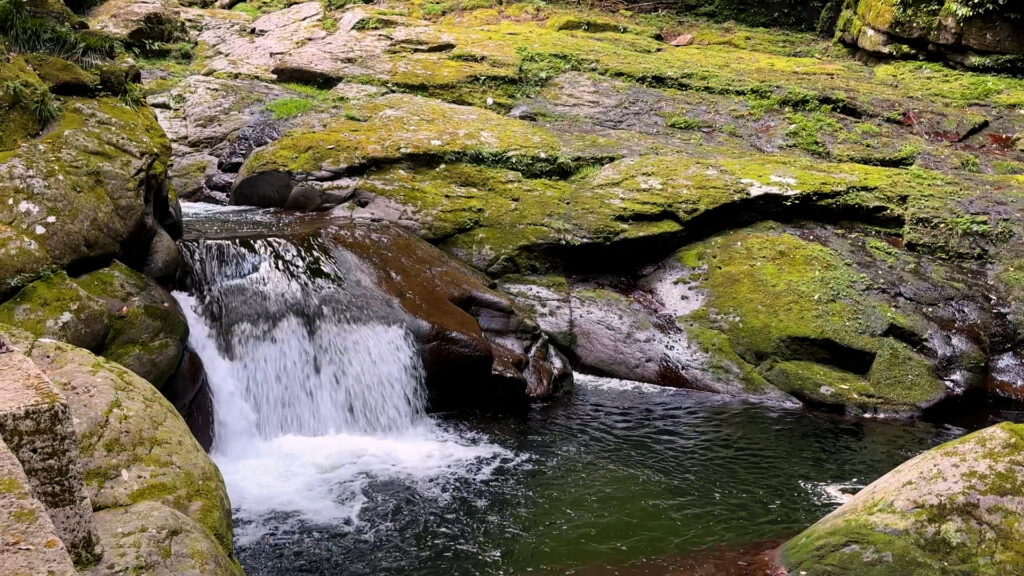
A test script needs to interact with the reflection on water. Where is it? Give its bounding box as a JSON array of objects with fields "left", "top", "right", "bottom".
[{"left": 235, "top": 374, "right": 963, "bottom": 576}]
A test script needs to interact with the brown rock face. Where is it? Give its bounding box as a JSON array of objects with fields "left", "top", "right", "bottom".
[{"left": 330, "top": 223, "right": 572, "bottom": 411}]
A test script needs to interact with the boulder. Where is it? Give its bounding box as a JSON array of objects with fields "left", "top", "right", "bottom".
[
  {"left": 86, "top": 502, "right": 240, "bottom": 576},
  {"left": 29, "top": 340, "right": 237, "bottom": 566},
  {"left": 781, "top": 422, "right": 1024, "bottom": 575},
  {"left": 0, "top": 263, "right": 189, "bottom": 389},
  {"left": 329, "top": 223, "right": 572, "bottom": 408},
  {"left": 0, "top": 97, "right": 175, "bottom": 297}
]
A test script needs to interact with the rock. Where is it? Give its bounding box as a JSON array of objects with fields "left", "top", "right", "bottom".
[
  {"left": 669, "top": 34, "right": 694, "bottom": 47},
  {"left": 0, "top": 436, "right": 76, "bottom": 576},
  {"left": 0, "top": 263, "right": 189, "bottom": 389},
  {"left": 87, "top": 502, "right": 241, "bottom": 576},
  {"left": 144, "top": 227, "right": 181, "bottom": 282},
  {"left": 0, "top": 98, "right": 174, "bottom": 297},
  {"left": 196, "top": 2, "right": 327, "bottom": 79},
  {"left": 329, "top": 223, "right": 572, "bottom": 409},
  {"left": 88, "top": 0, "right": 188, "bottom": 50},
  {"left": 781, "top": 422, "right": 1024, "bottom": 575},
  {"left": 0, "top": 349, "right": 99, "bottom": 565},
  {"left": 30, "top": 340, "right": 236, "bottom": 560},
  {"left": 837, "top": 0, "right": 1024, "bottom": 70},
  {"left": 499, "top": 274, "right": 776, "bottom": 397}
]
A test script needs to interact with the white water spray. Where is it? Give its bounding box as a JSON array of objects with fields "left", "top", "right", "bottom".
[{"left": 174, "top": 232, "right": 515, "bottom": 541}]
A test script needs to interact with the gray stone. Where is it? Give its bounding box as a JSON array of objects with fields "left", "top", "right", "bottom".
[
  {"left": 0, "top": 436, "right": 76, "bottom": 576},
  {"left": 0, "top": 350, "right": 99, "bottom": 565}
]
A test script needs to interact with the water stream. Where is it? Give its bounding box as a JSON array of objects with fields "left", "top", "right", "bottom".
[{"left": 174, "top": 204, "right": 964, "bottom": 576}]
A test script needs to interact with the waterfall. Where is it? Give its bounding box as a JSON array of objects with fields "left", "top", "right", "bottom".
[{"left": 174, "top": 229, "right": 513, "bottom": 537}]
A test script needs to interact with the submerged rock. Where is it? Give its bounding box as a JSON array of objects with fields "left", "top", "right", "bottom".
[{"left": 780, "top": 422, "right": 1024, "bottom": 575}]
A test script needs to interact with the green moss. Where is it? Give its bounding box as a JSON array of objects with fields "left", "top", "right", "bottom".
[
  {"left": 11, "top": 506, "right": 38, "bottom": 524},
  {"left": 266, "top": 96, "right": 314, "bottom": 119},
  {"left": 0, "top": 476, "right": 22, "bottom": 495},
  {"left": 678, "top": 226, "right": 942, "bottom": 412},
  {"left": 784, "top": 110, "right": 841, "bottom": 156},
  {"left": 664, "top": 114, "right": 706, "bottom": 131}
]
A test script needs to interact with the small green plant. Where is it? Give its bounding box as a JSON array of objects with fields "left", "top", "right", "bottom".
[
  {"left": 29, "top": 88, "right": 61, "bottom": 122},
  {"left": 959, "top": 153, "right": 981, "bottom": 173},
  {"left": 993, "top": 160, "right": 1024, "bottom": 175},
  {"left": 231, "top": 2, "right": 260, "bottom": 17},
  {"left": 784, "top": 110, "right": 840, "bottom": 157},
  {"left": 119, "top": 82, "right": 146, "bottom": 109},
  {"left": 516, "top": 48, "right": 581, "bottom": 95},
  {"left": 266, "top": 97, "right": 314, "bottom": 119},
  {"left": 946, "top": 214, "right": 992, "bottom": 236},
  {"left": 322, "top": 17, "right": 338, "bottom": 31},
  {"left": 665, "top": 114, "right": 705, "bottom": 131}
]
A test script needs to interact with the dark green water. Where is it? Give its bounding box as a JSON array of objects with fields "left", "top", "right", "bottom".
[{"left": 235, "top": 374, "right": 961, "bottom": 576}]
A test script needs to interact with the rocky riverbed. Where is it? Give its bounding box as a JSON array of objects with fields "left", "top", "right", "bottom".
[{"left": 1, "top": 0, "right": 1023, "bottom": 574}]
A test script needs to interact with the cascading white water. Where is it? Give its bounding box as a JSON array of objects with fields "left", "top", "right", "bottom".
[{"left": 174, "top": 229, "right": 514, "bottom": 539}]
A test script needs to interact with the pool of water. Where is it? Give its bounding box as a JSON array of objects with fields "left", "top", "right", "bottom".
[{"left": 233, "top": 374, "right": 962, "bottom": 576}]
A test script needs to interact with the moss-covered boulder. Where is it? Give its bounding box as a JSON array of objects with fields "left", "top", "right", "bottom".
[
  {"left": 837, "top": 0, "right": 1024, "bottom": 70},
  {"left": 87, "top": 501, "right": 242, "bottom": 576},
  {"left": 780, "top": 422, "right": 1024, "bottom": 575},
  {"left": 0, "top": 57, "right": 55, "bottom": 152},
  {"left": 231, "top": 93, "right": 569, "bottom": 208},
  {"left": 0, "top": 263, "right": 188, "bottom": 388},
  {"left": 22, "top": 54, "right": 100, "bottom": 97},
  {"left": 675, "top": 225, "right": 947, "bottom": 415},
  {"left": 28, "top": 340, "right": 238, "bottom": 571},
  {"left": 0, "top": 97, "right": 176, "bottom": 296}
]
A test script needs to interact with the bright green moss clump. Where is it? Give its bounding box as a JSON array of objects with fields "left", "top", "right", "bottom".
[{"left": 677, "top": 225, "right": 945, "bottom": 413}]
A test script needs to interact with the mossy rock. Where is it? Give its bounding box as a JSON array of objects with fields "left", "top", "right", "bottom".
[
  {"left": 22, "top": 54, "right": 100, "bottom": 96},
  {"left": 0, "top": 263, "right": 188, "bottom": 388},
  {"left": 0, "top": 97, "right": 171, "bottom": 296},
  {"left": 781, "top": 422, "right": 1024, "bottom": 575},
  {"left": 0, "top": 56, "right": 52, "bottom": 152},
  {"left": 89, "top": 501, "right": 243, "bottom": 576},
  {"left": 30, "top": 340, "right": 235, "bottom": 559},
  {"left": 676, "top": 225, "right": 946, "bottom": 414}
]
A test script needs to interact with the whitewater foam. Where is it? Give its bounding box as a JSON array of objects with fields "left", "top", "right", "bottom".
[{"left": 173, "top": 237, "right": 518, "bottom": 539}]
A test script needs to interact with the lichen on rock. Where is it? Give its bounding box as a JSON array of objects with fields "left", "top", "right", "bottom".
[{"left": 781, "top": 422, "right": 1024, "bottom": 575}]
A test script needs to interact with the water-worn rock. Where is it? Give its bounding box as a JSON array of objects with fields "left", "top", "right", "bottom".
[
  {"left": 0, "top": 263, "right": 189, "bottom": 389},
  {"left": 781, "top": 422, "right": 1024, "bottom": 575},
  {"left": 0, "top": 97, "right": 177, "bottom": 297},
  {"left": 0, "top": 436, "right": 76, "bottom": 576},
  {"left": 330, "top": 223, "right": 573, "bottom": 409},
  {"left": 29, "top": 340, "right": 238, "bottom": 568}
]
